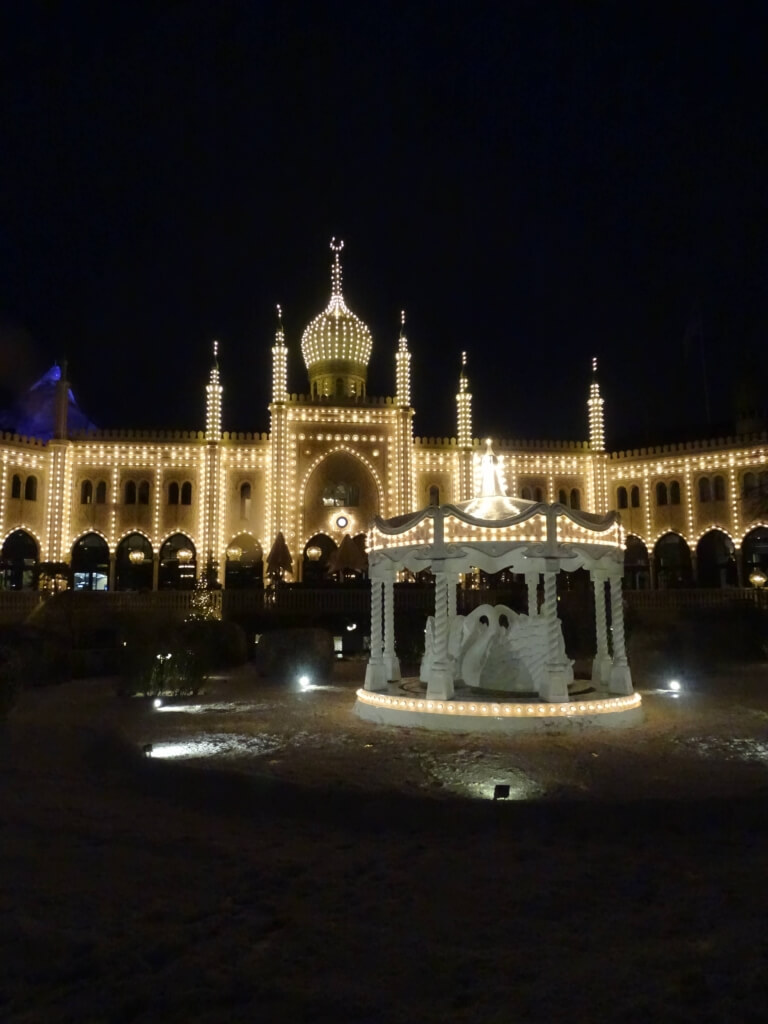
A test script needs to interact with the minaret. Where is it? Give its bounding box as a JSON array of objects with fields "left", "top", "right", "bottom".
[
  {"left": 268, "top": 306, "right": 291, "bottom": 553},
  {"left": 456, "top": 351, "right": 473, "bottom": 501},
  {"left": 205, "top": 341, "right": 223, "bottom": 442},
  {"left": 47, "top": 360, "right": 72, "bottom": 564},
  {"left": 588, "top": 357, "right": 609, "bottom": 513},
  {"left": 587, "top": 356, "right": 605, "bottom": 452},
  {"left": 393, "top": 311, "right": 414, "bottom": 514},
  {"left": 202, "top": 341, "right": 223, "bottom": 584}
]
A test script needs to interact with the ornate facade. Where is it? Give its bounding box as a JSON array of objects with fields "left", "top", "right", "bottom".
[{"left": 1, "top": 241, "right": 767, "bottom": 591}]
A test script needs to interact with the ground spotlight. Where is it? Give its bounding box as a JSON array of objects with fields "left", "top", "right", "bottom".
[
  {"left": 668, "top": 679, "right": 682, "bottom": 692},
  {"left": 153, "top": 697, "right": 163, "bottom": 708},
  {"left": 298, "top": 674, "right": 311, "bottom": 690}
]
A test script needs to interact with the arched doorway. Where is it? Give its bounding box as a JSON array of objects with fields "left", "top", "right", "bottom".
[
  {"left": 0, "top": 529, "right": 38, "bottom": 590},
  {"left": 71, "top": 533, "right": 110, "bottom": 591},
  {"left": 624, "top": 535, "right": 650, "bottom": 590},
  {"left": 742, "top": 526, "right": 768, "bottom": 583},
  {"left": 302, "top": 450, "right": 379, "bottom": 578},
  {"left": 696, "top": 530, "right": 738, "bottom": 588},
  {"left": 224, "top": 534, "right": 263, "bottom": 588},
  {"left": 303, "top": 533, "right": 337, "bottom": 584},
  {"left": 115, "top": 533, "right": 153, "bottom": 591},
  {"left": 159, "top": 533, "right": 196, "bottom": 589},
  {"left": 654, "top": 532, "right": 693, "bottom": 589}
]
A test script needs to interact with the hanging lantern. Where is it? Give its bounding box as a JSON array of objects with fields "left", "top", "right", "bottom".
[
  {"left": 226, "top": 545, "right": 243, "bottom": 562},
  {"left": 177, "top": 548, "right": 194, "bottom": 564},
  {"left": 306, "top": 545, "right": 323, "bottom": 562},
  {"left": 128, "top": 549, "right": 145, "bottom": 565},
  {"left": 749, "top": 567, "right": 767, "bottom": 589}
]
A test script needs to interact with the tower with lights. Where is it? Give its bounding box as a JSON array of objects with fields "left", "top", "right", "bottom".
[
  {"left": 393, "top": 312, "right": 414, "bottom": 515},
  {"left": 456, "top": 352, "right": 473, "bottom": 501},
  {"left": 588, "top": 357, "right": 609, "bottom": 513}
]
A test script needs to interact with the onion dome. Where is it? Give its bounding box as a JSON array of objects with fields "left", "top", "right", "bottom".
[{"left": 301, "top": 239, "right": 373, "bottom": 399}]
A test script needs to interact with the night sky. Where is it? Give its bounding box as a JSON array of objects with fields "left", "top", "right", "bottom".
[{"left": 1, "top": 2, "right": 766, "bottom": 448}]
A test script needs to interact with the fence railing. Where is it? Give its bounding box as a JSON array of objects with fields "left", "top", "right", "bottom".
[{"left": 0, "top": 583, "right": 764, "bottom": 628}]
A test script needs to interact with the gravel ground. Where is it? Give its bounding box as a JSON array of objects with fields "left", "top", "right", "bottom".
[{"left": 1, "top": 661, "right": 767, "bottom": 1022}]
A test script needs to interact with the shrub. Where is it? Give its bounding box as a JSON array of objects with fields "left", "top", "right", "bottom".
[
  {"left": 115, "top": 616, "right": 248, "bottom": 696},
  {"left": 254, "top": 628, "right": 334, "bottom": 683}
]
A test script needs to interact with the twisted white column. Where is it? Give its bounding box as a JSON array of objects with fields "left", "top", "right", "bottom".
[
  {"left": 544, "top": 572, "right": 559, "bottom": 660},
  {"left": 427, "top": 570, "right": 454, "bottom": 699},
  {"left": 525, "top": 571, "right": 539, "bottom": 616},
  {"left": 609, "top": 576, "right": 627, "bottom": 662},
  {"left": 608, "top": 574, "right": 633, "bottom": 695},
  {"left": 383, "top": 574, "right": 400, "bottom": 682},
  {"left": 591, "top": 572, "right": 612, "bottom": 689},
  {"left": 364, "top": 578, "right": 387, "bottom": 691},
  {"left": 541, "top": 567, "right": 569, "bottom": 702}
]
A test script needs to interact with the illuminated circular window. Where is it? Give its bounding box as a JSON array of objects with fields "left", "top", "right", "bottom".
[{"left": 335, "top": 515, "right": 349, "bottom": 529}]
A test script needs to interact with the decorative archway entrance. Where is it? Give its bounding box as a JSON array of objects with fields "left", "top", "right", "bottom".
[
  {"left": 623, "top": 535, "right": 650, "bottom": 590},
  {"left": 742, "top": 526, "right": 768, "bottom": 583},
  {"left": 696, "top": 530, "right": 738, "bottom": 588},
  {"left": 115, "top": 533, "right": 153, "bottom": 591},
  {"left": 71, "top": 532, "right": 109, "bottom": 591},
  {"left": 654, "top": 533, "right": 693, "bottom": 588},
  {"left": 0, "top": 530, "right": 38, "bottom": 590},
  {"left": 224, "top": 534, "right": 263, "bottom": 588},
  {"left": 159, "top": 533, "right": 196, "bottom": 589},
  {"left": 302, "top": 533, "right": 337, "bottom": 585}
]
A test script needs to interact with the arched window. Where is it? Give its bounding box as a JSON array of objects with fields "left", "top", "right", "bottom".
[
  {"left": 168, "top": 481, "right": 180, "bottom": 505},
  {"left": 181, "top": 481, "right": 192, "bottom": 505},
  {"left": 322, "top": 483, "right": 360, "bottom": 507},
  {"left": 743, "top": 472, "right": 757, "bottom": 497},
  {"left": 713, "top": 475, "right": 726, "bottom": 501},
  {"left": 617, "top": 486, "right": 628, "bottom": 509},
  {"left": 698, "top": 477, "right": 711, "bottom": 503},
  {"left": 558, "top": 488, "right": 568, "bottom": 505},
  {"left": 240, "top": 481, "right": 252, "bottom": 519},
  {"left": 335, "top": 378, "right": 344, "bottom": 397},
  {"left": 630, "top": 485, "right": 640, "bottom": 508},
  {"left": 428, "top": 485, "right": 440, "bottom": 507},
  {"left": 11, "top": 474, "right": 21, "bottom": 499},
  {"left": 95, "top": 480, "right": 107, "bottom": 504},
  {"left": 124, "top": 480, "right": 137, "bottom": 504},
  {"left": 521, "top": 486, "right": 532, "bottom": 500},
  {"left": 138, "top": 480, "right": 150, "bottom": 505},
  {"left": 570, "top": 488, "right": 581, "bottom": 510},
  {"left": 24, "top": 476, "right": 37, "bottom": 501},
  {"left": 534, "top": 487, "right": 545, "bottom": 503},
  {"left": 656, "top": 482, "right": 668, "bottom": 506},
  {"left": 80, "top": 480, "right": 93, "bottom": 504},
  {"left": 670, "top": 480, "right": 681, "bottom": 505}
]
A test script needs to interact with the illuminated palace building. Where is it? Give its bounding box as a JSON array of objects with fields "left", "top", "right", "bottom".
[{"left": 1, "top": 240, "right": 767, "bottom": 593}]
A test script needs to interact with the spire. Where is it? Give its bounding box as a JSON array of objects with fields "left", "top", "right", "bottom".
[
  {"left": 275, "top": 303, "right": 285, "bottom": 345},
  {"left": 588, "top": 355, "right": 605, "bottom": 451},
  {"left": 330, "top": 237, "right": 344, "bottom": 300},
  {"left": 457, "top": 350, "right": 472, "bottom": 450},
  {"left": 272, "top": 304, "right": 288, "bottom": 403},
  {"left": 395, "top": 309, "right": 411, "bottom": 407},
  {"left": 206, "top": 339, "right": 222, "bottom": 442}
]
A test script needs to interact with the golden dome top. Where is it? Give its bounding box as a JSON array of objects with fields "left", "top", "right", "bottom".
[{"left": 301, "top": 240, "right": 373, "bottom": 373}]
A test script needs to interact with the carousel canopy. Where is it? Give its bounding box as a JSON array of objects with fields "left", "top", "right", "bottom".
[{"left": 369, "top": 440, "right": 624, "bottom": 578}]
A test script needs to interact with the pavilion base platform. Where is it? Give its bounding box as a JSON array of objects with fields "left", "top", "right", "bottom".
[{"left": 354, "top": 679, "right": 643, "bottom": 733}]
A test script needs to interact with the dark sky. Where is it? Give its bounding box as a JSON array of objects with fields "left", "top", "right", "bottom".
[{"left": 1, "top": 1, "right": 766, "bottom": 447}]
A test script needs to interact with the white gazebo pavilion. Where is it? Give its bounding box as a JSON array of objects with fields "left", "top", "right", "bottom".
[{"left": 356, "top": 442, "right": 641, "bottom": 731}]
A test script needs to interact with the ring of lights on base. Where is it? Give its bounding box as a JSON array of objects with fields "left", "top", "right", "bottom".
[{"left": 356, "top": 688, "right": 641, "bottom": 718}]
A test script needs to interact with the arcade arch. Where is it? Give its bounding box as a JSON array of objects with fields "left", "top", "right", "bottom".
[{"left": 654, "top": 532, "right": 693, "bottom": 588}]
